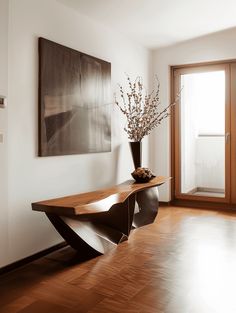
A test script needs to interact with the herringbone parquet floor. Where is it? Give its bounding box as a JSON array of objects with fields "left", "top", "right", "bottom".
[{"left": 1, "top": 206, "right": 236, "bottom": 313}]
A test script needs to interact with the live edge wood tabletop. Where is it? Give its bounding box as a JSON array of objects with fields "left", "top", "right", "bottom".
[
  {"left": 31, "top": 176, "right": 170, "bottom": 255},
  {"left": 32, "top": 176, "right": 169, "bottom": 216}
]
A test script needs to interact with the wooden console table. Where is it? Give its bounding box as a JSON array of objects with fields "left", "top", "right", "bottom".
[{"left": 32, "top": 176, "right": 168, "bottom": 256}]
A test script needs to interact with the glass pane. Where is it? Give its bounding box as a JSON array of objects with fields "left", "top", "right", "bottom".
[{"left": 180, "top": 70, "right": 225, "bottom": 197}]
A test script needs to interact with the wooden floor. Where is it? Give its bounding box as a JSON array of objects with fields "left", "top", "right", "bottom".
[{"left": 1, "top": 206, "right": 236, "bottom": 313}]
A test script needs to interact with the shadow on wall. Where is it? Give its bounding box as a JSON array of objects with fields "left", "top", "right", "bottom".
[
  {"left": 88, "top": 145, "right": 121, "bottom": 189},
  {"left": 148, "top": 134, "right": 155, "bottom": 178}
]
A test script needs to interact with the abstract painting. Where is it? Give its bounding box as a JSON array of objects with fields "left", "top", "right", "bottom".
[{"left": 38, "top": 38, "right": 111, "bottom": 156}]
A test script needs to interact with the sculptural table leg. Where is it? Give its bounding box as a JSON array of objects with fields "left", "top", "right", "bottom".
[
  {"left": 46, "top": 212, "right": 101, "bottom": 258},
  {"left": 45, "top": 195, "right": 136, "bottom": 255},
  {"left": 133, "top": 187, "right": 159, "bottom": 228},
  {"left": 45, "top": 186, "right": 159, "bottom": 257}
]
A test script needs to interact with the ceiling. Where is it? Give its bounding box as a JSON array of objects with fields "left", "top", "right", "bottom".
[{"left": 58, "top": 0, "right": 236, "bottom": 49}]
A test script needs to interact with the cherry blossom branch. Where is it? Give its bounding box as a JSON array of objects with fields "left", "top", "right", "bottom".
[{"left": 115, "top": 75, "right": 181, "bottom": 141}]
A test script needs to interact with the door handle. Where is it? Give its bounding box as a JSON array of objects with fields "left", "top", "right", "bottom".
[{"left": 225, "top": 132, "right": 230, "bottom": 144}]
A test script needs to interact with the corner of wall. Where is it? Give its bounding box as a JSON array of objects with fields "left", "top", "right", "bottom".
[{"left": 0, "top": 0, "right": 9, "bottom": 267}]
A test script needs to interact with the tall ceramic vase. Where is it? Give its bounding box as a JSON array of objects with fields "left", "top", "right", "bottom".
[{"left": 129, "top": 141, "right": 142, "bottom": 169}]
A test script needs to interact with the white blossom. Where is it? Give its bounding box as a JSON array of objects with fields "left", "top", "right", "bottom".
[{"left": 115, "top": 75, "right": 181, "bottom": 142}]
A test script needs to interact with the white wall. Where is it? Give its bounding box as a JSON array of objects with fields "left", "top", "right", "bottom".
[
  {"left": 1, "top": 0, "right": 151, "bottom": 267},
  {"left": 0, "top": 0, "right": 9, "bottom": 267},
  {"left": 151, "top": 27, "right": 236, "bottom": 201}
]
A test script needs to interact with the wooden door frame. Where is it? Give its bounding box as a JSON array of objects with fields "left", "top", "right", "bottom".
[{"left": 170, "top": 61, "right": 232, "bottom": 205}]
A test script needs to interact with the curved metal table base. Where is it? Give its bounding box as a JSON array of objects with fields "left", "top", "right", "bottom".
[
  {"left": 32, "top": 177, "right": 168, "bottom": 256},
  {"left": 133, "top": 187, "right": 159, "bottom": 228},
  {"left": 45, "top": 187, "right": 159, "bottom": 255}
]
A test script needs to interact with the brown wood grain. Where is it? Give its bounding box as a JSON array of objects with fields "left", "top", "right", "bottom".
[
  {"left": 32, "top": 176, "right": 169, "bottom": 216},
  {"left": 2, "top": 206, "right": 236, "bottom": 313},
  {"left": 230, "top": 63, "right": 236, "bottom": 204}
]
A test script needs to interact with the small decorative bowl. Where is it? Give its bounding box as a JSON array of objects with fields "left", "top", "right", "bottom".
[{"left": 131, "top": 167, "right": 156, "bottom": 183}]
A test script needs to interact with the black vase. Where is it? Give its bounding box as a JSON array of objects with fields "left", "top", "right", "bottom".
[{"left": 129, "top": 141, "right": 142, "bottom": 169}]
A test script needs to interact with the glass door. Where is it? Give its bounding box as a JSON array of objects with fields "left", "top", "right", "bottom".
[{"left": 173, "top": 64, "right": 230, "bottom": 202}]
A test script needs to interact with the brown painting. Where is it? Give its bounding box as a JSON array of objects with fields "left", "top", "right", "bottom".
[{"left": 38, "top": 38, "right": 111, "bottom": 156}]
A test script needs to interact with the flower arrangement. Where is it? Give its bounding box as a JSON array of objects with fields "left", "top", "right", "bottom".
[{"left": 115, "top": 75, "right": 180, "bottom": 142}]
